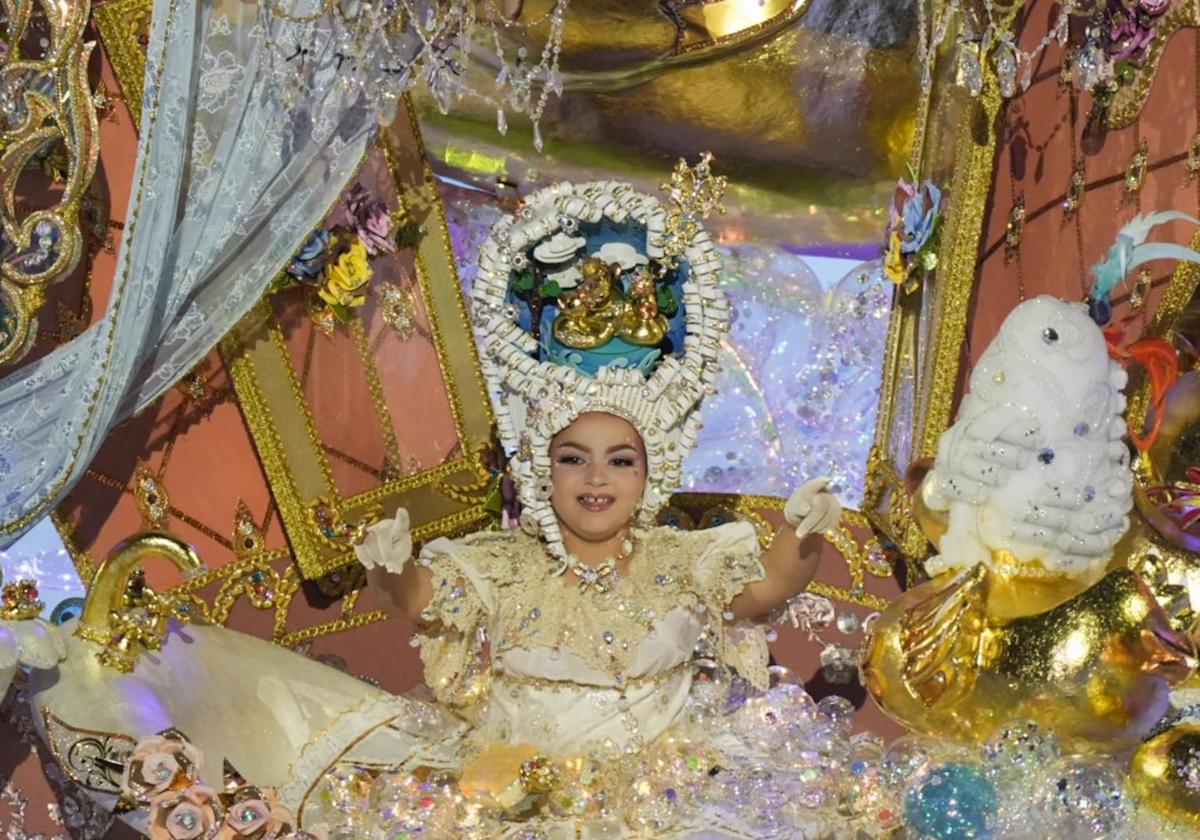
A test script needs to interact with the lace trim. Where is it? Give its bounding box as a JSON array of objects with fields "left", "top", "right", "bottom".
[
  {"left": 691, "top": 523, "right": 770, "bottom": 689},
  {"left": 492, "top": 662, "right": 688, "bottom": 693},
  {"left": 281, "top": 693, "right": 414, "bottom": 812}
]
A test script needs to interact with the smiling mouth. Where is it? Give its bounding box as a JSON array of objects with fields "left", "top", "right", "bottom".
[{"left": 578, "top": 494, "right": 615, "bottom": 512}]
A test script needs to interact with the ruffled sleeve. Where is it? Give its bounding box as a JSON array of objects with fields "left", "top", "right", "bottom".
[
  {"left": 413, "top": 535, "right": 503, "bottom": 710},
  {"left": 689, "top": 520, "right": 770, "bottom": 690}
]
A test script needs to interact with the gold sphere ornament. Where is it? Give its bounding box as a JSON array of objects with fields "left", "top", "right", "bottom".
[
  {"left": 1128, "top": 721, "right": 1200, "bottom": 828},
  {"left": 861, "top": 563, "right": 1197, "bottom": 751}
]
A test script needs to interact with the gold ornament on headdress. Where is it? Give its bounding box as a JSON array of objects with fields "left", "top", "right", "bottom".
[
  {"left": 552, "top": 257, "right": 626, "bottom": 350},
  {"left": 619, "top": 266, "right": 669, "bottom": 347},
  {"left": 659, "top": 152, "right": 728, "bottom": 270}
]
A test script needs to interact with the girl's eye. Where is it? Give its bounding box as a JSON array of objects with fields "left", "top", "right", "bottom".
[
  {"left": 555, "top": 455, "right": 583, "bottom": 465},
  {"left": 611, "top": 457, "right": 635, "bottom": 467}
]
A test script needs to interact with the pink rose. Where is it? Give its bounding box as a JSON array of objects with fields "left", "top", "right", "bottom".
[
  {"left": 1139, "top": 0, "right": 1170, "bottom": 16},
  {"left": 121, "top": 734, "right": 203, "bottom": 801},
  {"left": 217, "top": 787, "right": 295, "bottom": 839},
  {"left": 148, "top": 785, "right": 219, "bottom": 840}
]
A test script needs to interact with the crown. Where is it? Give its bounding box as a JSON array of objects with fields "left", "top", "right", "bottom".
[
  {"left": 1, "top": 576, "right": 44, "bottom": 621},
  {"left": 471, "top": 157, "right": 729, "bottom": 557}
]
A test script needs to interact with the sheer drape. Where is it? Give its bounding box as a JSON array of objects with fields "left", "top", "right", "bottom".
[{"left": 0, "top": 0, "right": 385, "bottom": 544}]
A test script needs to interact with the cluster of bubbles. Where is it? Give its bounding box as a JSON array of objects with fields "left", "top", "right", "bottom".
[
  {"left": 892, "top": 720, "right": 1137, "bottom": 840},
  {"left": 309, "top": 682, "right": 1200, "bottom": 840},
  {"left": 310, "top": 677, "right": 902, "bottom": 838},
  {"left": 680, "top": 248, "right": 891, "bottom": 507}
]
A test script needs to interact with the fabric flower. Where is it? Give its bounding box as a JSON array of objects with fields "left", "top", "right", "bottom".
[
  {"left": 121, "top": 734, "right": 203, "bottom": 802},
  {"left": 218, "top": 787, "right": 295, "bottom": 839},
  {"left": 148, "top": 785, "right": 220, "bottom": 840},
  {"left": 319, "top": 240, "right": 373, "bottom": 308},
  {"left": 883, "top": 231, "right": 907, "bottom": 286},
  {"left": 1138, "top": 0, "right": 1170, "bottom": 16},
  {"left": 336, "top": 185, "right": 395, "bottom": 257},
  {"left": 287, "top": 229, "right": 333, "bottom": 281},
  {"left": 1105, "top": 0, "right": 1158, "bottom": 60},
  {"left": 898, "top": 180, "right": 941, "bottom": 255}
]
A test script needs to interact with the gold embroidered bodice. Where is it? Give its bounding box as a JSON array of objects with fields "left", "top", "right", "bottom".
[{"left": 411, "top": 522, "right": 768, "bottom": 755}]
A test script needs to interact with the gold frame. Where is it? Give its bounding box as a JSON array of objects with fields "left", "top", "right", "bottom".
[
  {"left": 221, "top": 107, "right": 497, "bottom": 580},
  {"left": 90, "top": 19, "right": 497, "bottom": 580},
  {"left": 864, "top": 4, "right": 1009, "bottom": 558},
  {"left": 93, "top": 0, "right": 153, "bottom": 127}
]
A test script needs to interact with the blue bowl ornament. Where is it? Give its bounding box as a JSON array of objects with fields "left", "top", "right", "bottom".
[
  {"left": 903, "top": 762, "right": 998, "bottom": 840},
  {"left": 509, "top": 217, "right": 687, "bottom": 380}
]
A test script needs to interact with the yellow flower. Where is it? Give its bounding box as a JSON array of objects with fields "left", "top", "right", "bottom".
[
  {"left": 883, "top": 230, "right": 907, "bottom": 286},
  {"left": 319, "top": 240, "right": 372, "bottom": 308}
]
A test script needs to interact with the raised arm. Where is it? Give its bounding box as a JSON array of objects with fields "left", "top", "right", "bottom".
[
  {"left": 355, "top": 508, "right": 434, "bottom": 623},
  {"left": 728, "top": 478, "right": 841, "bottom": 619}
]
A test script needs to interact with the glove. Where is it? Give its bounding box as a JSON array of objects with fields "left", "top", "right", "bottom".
[
  {"left": 784, "top": 478, "right": 842, "bottom": 537},
  {"left": 354, "top": 507, "right": 413, "bottom": 575}
]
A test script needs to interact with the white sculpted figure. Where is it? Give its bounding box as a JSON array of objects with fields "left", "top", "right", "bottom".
[{"left": 925, "top": 295, "right": 1133, "bottom": 580}]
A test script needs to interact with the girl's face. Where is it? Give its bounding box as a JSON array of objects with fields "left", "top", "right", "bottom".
[{"left": 549, "top": 412, "right": 647, "bottom": 549}]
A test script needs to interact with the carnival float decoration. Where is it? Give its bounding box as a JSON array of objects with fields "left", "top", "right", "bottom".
[{"left": 7, "top": 0, "right": 1200, "bottom": 837}]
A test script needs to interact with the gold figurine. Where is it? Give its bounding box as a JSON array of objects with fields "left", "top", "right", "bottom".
[
  {"left": 618, "top": 266, "right": 670, "bottom": 347},
  {"left": 552, "top": 257, "right": 626, "bottom": 350}
]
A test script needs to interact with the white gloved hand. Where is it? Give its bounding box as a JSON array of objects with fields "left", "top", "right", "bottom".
[
  {"left": 354, "top": 507, "right": 413, "bottom": 575},
  {"left": 784, "top": 478, "right": 842, "bottom": 537}
]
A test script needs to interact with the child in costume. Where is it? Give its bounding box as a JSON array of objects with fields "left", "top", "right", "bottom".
[{"left": 328, "top": 177, "right": 854, "bottom": 838}]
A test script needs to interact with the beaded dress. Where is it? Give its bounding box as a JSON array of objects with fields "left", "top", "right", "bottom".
[{"left": 301, "top": 521, "right": 860, "bottom": 839}]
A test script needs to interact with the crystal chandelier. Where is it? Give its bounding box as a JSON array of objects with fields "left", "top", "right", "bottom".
[
  {"left": 915, "top": 0, "right": 1077, "bottom": 98},
  {"left": 260, "top": 0, "right": 570, "bottom": 149}
]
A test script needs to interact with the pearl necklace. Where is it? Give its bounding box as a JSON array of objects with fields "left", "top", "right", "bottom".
[{"left": 562, "top": 534, "right": 636, "bottom": 594}]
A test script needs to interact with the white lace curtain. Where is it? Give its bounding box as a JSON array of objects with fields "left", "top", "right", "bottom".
[{"left": 0, "top": 0, "right": 386, "bottom": 545}]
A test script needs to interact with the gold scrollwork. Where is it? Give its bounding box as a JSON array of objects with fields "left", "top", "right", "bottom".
[
  {"left": 0, "top": 0, "right": 102, "bottom": 364},
  {"left": 93, "top": 0, "right": 153, "bottom": 126},
  {"left": 433, "top": 441, "right": 498, "bottom": 504},
  {"left": 42, "top": 708, "right": 137, "bottom": 795},
  {"left": 308, "top": 496, "right": 380, "bottom": 550}
]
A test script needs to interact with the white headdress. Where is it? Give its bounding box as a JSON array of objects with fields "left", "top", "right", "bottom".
[{"left": 471, "top": 159, "right": 730, "bottom": 558}]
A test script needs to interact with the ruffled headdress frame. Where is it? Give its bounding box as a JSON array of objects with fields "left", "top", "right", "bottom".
[{"left": 470, "top": 158, "right": 730, "bottom": 558}]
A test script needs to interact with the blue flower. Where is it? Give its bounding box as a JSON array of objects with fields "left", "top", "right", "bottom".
[
  {"left": 287, "top": 229, "right": 333, "bottom": 280},
  {"left": 900, "top": 181, "right": 941, "bottom": 255}
]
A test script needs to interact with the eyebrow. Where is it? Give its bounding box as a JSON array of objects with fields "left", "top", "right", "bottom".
[{"left": 553, "top": 441, "right": 640, "bottom": 455}]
